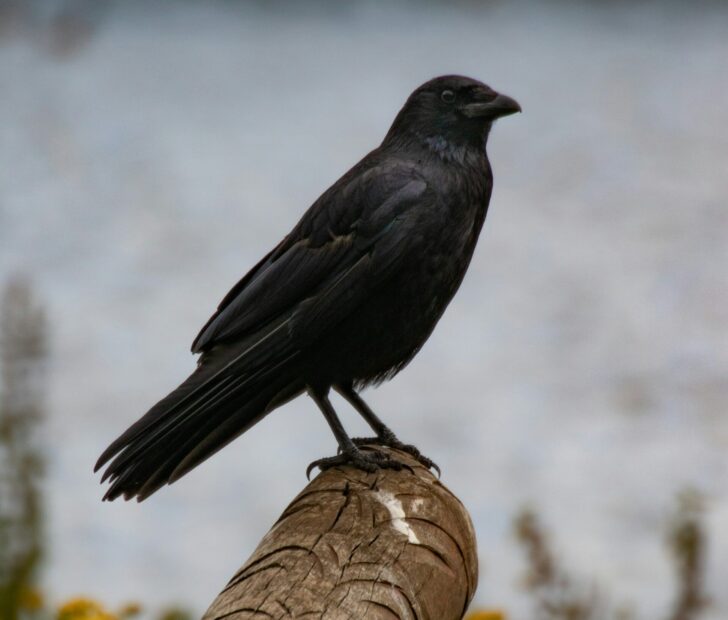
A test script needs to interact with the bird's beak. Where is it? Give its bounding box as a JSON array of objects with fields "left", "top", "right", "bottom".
[{"left": 461, "top": 93, "right": 522, "bottom": 120}]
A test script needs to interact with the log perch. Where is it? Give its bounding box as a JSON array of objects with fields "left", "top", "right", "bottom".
[{"left": 203, "top": 445, "right": 478, "bottom": 620}]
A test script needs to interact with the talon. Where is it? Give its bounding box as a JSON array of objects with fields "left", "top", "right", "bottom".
[
  {"left": 306, "top": 446, "right": 404, "bottom": 479},
  {"left": 418, "top": 454, "right": 440, "bottom": 477},
  {"left": 306, "top": 460, "right": 320, "bottom": 480},
  {"left": 354, "top": 433, "right": 439, "bottom": 476}
]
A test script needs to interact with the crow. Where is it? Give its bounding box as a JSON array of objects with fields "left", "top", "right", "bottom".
[{"left": 95, "top": 75, "right": 520, "bottom": 501}]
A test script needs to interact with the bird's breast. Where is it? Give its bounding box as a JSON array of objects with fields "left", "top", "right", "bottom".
[{"left": 399, "top": 164, "right": 492, "bottom": 317}]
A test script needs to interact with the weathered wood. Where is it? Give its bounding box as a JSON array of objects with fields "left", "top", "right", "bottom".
[{"left": 203, "top": 446, "right": 478, "bottom": 620}]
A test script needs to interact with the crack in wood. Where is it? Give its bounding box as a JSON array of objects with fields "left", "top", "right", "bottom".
[{"left": 203, "top": 447, "right": 476, "bottom": 620}]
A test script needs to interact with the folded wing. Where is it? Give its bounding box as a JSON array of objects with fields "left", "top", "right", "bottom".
[{"left": 96, "top": 163, "right": 436, "bottom": 500}]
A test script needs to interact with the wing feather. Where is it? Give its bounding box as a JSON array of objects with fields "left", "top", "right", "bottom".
[{"left": 191, "top": 164, "right": 430, "bottom": 354}]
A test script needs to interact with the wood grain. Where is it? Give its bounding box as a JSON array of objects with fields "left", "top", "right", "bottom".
[{"left": 203, "top": 446, "right": 478, "bottom": 620}]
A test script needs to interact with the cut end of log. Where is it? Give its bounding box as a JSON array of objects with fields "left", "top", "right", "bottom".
[{"left": 204, "top": 446, "right": 479, "bottom": 620}]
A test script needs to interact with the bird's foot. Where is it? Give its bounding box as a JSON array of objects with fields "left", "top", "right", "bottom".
[
  {"left": 352, "top": 432, "right": 440, "bottom": 477},
  {"left": 306, "top": 446, "right": 403, "bottom": 480}
]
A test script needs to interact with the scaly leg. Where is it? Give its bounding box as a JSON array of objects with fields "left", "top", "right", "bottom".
[
  {"left": 305, "top": 385, "right": 403, "bottom": 479},
  {"left": 334, "top": 382, "right": 440, "bottom": 476}
]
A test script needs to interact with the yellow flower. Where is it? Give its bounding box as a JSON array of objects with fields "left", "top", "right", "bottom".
[
  {"left": 19, "top": 586, "right": 45, "bottom": 611},
  {"left": 464, "top": 611, "right": 507, "bottom": 620},
  {"left": 57, "top": 597, "right": 117, "bottom": 620}
]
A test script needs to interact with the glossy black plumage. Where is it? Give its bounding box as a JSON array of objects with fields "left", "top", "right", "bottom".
[{"left": 95, "top": 75, "right": 520, "bottom": 501}]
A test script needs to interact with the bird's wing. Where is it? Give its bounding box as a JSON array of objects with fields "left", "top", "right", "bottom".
[
  {"left": 94, "top": 165, "right": 436, "bottom": 500},
  {"left": 191, "top": 163, "right": 435, "bottom": 354}
]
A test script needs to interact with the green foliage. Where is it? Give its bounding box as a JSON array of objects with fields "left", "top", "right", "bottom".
[
  {"left": 0, "top": 278, "right": 194, "bottom": 620},
  {"left": 0, "top": 278, "right": 48, "bottom": 620}
]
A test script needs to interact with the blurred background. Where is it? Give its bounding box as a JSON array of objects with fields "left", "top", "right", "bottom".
[{"left": 1, "top": 0, "right": 727, "bottom": 618}]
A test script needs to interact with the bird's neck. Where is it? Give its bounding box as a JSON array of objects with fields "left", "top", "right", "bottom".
[
  {"left": 383, "top": 128, "right": 490, "bottom": 168},
  {"left": 417, "top": 133, "right": 487, "bottom": 167}
]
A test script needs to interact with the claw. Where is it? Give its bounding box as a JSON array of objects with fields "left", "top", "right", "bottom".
[
  {"left": 351, "top": 436, "right": 439, "bottom": 477},
  {"left": 306, "top": 446, "right": 404, "bottom": 480}
]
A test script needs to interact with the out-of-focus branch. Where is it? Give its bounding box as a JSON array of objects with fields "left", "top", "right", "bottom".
[
  {"left": 667, "top": 490, "right": 709, "bottom": 620},
  {"left": 514, "top": 509, "right": 605, "bottom": 620}
]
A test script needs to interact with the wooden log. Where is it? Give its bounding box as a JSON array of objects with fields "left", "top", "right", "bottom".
[{"left": 203, "top": 445, "right": 478, "bottom": 620}]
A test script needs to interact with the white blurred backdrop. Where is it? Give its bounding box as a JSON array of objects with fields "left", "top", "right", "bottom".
[{"left": 1, "top": 0, "right": 727, "bottom": 617}]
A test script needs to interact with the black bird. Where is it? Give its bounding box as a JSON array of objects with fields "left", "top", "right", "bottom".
[{"left": 95, "top": 75, "right": 520, "bottom": 501}]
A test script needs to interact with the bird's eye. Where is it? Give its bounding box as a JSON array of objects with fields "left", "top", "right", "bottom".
[{"left": 440, "top": 90, "right": 455, "bottom": 103}]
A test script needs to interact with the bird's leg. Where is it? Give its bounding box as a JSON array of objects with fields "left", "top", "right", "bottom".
[
  {"left": 305, "top": 386, "right": 403, "bottom": 479},
  {"left": 335, "top": 383, "right": 398, "bottom": 444},
  {"left": 334, "top": 383, "right": 440, "bottom": 476}
]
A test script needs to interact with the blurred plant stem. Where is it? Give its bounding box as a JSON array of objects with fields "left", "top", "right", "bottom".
[
  {"left": 513, "top": 508, "right": 604, "bottom": 620},
  {"left": 667, "top": 489, "right": 709, "bottom": 620},
  {"left": 0, "top": 278, "right": 48, "bottom": 620},
  {"left": 514, "top": 492, "right": 710, "bottom": 620}
]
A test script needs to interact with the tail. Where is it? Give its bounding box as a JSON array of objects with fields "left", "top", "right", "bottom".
[{"left": 95, "top": 327, "right": 302, "bottom": 502}]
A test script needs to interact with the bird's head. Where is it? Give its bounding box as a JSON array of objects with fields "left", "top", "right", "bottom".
[{"left": 383, "top": 75, "right": 521, "bottom": 153}]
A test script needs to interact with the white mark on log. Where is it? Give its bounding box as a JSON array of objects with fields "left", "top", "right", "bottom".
[{"left": 375, "top": 490, "right": 420, "bottom": 545}]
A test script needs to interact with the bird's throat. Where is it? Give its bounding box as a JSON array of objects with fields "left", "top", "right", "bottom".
[{"left": 420, "top": 133, "right": 485, "bottom": 166}]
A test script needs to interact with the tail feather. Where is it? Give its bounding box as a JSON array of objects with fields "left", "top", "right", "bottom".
[
  {"left": 136, "top": 390, "right": 274, "bottom": 501},
  {"left": 97, "top": 322, "right": 302, "bottom": 501},
  {"left": 168, "top": 354, "right": 299, "bottom": 482},
  {"left": 99, "top": 372, "right": 239, "bottom": 484},
  {"left": 131, "top": 395, "right": 264, "bottom": 501},
  {"left": 94, "top": 360, "right": 231, "bottom": 474}
]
